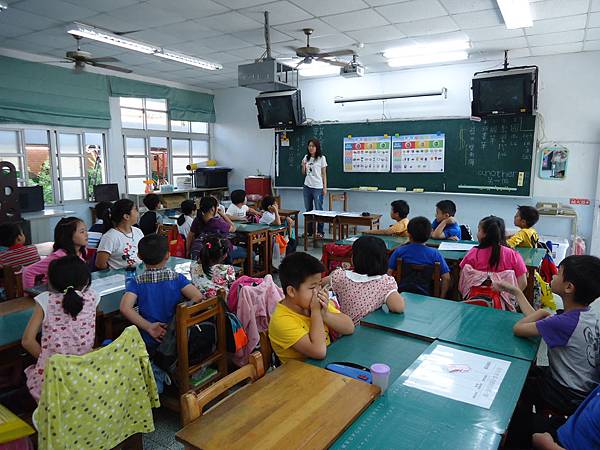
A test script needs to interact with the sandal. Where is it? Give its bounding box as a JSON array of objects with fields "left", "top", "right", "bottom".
[{"left": 315, "top": 233, "right": 324, "bottom": 239}]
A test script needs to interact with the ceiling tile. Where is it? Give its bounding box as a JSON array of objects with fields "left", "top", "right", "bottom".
[
  {"left": 145, "top": 0, "right": 228, "bottom": 19},
  {"left": 364, "top": 0, "right": 411, "bottom": 4},
  {"left": 592, "top": 0, "right": 600, "bottom": 10},
  {"left": 472, "top": 36, "right": 528, "bottom": 50},
  {"left": 411, "top": 30, "right": 469, "bottom": 44},
  {"left": 212, "top": 0, "right": 272, "bottom": 7},
  {"left": 128, "top": 28, "right": 190, "bottom": 46},
  {"left": 584, "top": 39, "right": 600, "bottom": 50},
  {"left": 466, "top": 25, "right": 524, "bottom": 41},
  {"left": 0, "top": 8, "right": 61, "bottom": 31},
  {"left": 231, "top": 28, "right": 293, "bottom": 45},
  {"left": 105, "top": 4, "right": 186, "bottom": 28},
  {"left": 19, "top": 27, "right": 78, "bottom": 49},
  {"left": 590, "top": 12, "right": 600, "bottom": 28},
  {"left": 376, "top": 0, "right": 447, "bottom": 23},
  {"left": 451, "top": 9, "right": 503, "bottom": 29},
  {"left": 0, "top": 22, "right": 32, "bottom": 38},
  {"left": 195, "top": 11, "right": 262, "bottom": 32},
  {"left": 288, "top": 0, "right": 368, "bottom": 16},
  {"left": 438, "top": 0, "right": 496, "bottom": 14},
  {"left": 134, "top": 60, "right": 190, "bottom": 73},
  {"left": 273, "top": 18, "right": 339, "bottom": 37},
  {"left": 207, "top": 51, "right": 246, "bottom": 64},
  {"left": 321, "top": 9, "right": 389, "bottom": 31},
  {"left": 586, "top": 27, "right": 600, "bottom": 40},
  {"left": 13, "top": 0, "right": 97, "bottom": 22},
  {"left": 506, "top": 47, "right": 531, "bottom": 58},
  {"left": 239, "top": 1, "right": 313, "bottom": 26},
  {"left": 227, "top": 46, "right": 268, "bottom": 59},
  {"left": 396, "top": 15, "right": 459, "bottom": 36},
  {"left": 309, "top": 33, "right": 357, "bottom": 49},
  {"left": 199, "top": 34, "right": 255, "bottom": 51},
  {"left": 526, "top": 29, "right": 585, "bottom": 46},
  {"left": 0, "top": 38, "right": 57, "bottom": 54},
  {"left": 530, "top": 42, "right": 583, "bottom": 55},
  {"left": 152, "top": 20, "right": 224, "bottom": 41},
  {"left": 346, "top": 24, "right": 405, "bottom": 43},
  {"left": 81, "top": 43, "right": 128, "bottom": 57},
  {"left": 363, "top": 38, "right": 413, "bottom": 55},
  {"left": 525, "top": 14, "right": 587, "bottom": 35},
  {"left": 80, "top": 13, "right": 142, "bottom": 33},
  {"left": 110, "top": 51, "right": 156, "bottom": 66},
  {"left": 61, "top": 0, "right": 142, "bottom": 13},
  {"left": 169, "top": 41, "right": 216, "bottom": 57},
  {"left": 530, "top": 0, "right": 589, "bottom": 21}
]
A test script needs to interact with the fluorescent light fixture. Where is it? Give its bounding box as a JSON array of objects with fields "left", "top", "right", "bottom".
[
  {"left": 68, "top": 22, "right": 157, "bottom": 54},
  {"left": 497, "top": 0, "right": 533, "bottom": 29},
  {"left": 155, "top": 51, "right": 222, "bottom": 71},
  {"left": 298, "top": 61, "right": 339, "bottom": 77},
  {"left": 387, "top": 51, "right": 469, "bottom": 68},
  {"left": 383, "top": 40, "right": 470, "bottom": 59}
]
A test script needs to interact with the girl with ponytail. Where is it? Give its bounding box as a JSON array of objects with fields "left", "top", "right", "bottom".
[
  {"left": 177, "top": 199, "right": 196, "bottom": 239},
  {"left": 22, "top": 256, "right": 100, "bottom": 402},
  {"left": 459, "top": 215, "right": 528, "bottom": 292}
]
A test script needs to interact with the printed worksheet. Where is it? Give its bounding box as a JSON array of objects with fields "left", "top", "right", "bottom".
[{"left": 91, "top": 274, "right": 126, "bottom": 296}]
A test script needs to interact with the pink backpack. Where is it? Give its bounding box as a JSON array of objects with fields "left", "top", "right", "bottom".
[{"left": 227, "top": 275, "right": 264, "bottom": 312}]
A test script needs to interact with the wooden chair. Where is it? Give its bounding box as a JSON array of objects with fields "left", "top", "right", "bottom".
[
  {"left": 394, "top": 258, "right": 442, "bottom": 298},
  {"left": 328, "top": 192, "right": 354, "bottom": 237},
  {"left": 2, "top": 265, "right": 23, "bottom": 300},
  {"left": 258, "top": 330, "right": 282, "bottom": 370},
  {"left": 175, "top": 290, "right": 228, "bottom": 396},
  {"left": 180, "top": 351, "right": 265, "bottom": 427}
]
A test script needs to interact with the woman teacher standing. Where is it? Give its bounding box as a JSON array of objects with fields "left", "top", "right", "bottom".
[{"left": 301, "top": 138, "right": 328, "bottom": 238}]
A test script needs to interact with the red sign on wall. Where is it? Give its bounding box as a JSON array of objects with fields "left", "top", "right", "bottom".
[{"left": 569, "top": 198, "right": 591, "bottom": 205}]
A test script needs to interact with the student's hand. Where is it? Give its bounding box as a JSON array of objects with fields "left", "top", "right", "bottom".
[
  {"left": 492, "top": 281, "right": 519, "bottom": 294},
  {"left": 532, "top": 432, "right": 563, "bottom": 450},
  {"left": 309, "top": 289, "right": 322, "bottom": 313},
  {"left": 146, "top": 322, "right": 167, "bottom": 341},
  {"left": 270, "top": 203, "right": 279, "bottom": 212},
  {"left": 445, "top": 216, "right": 456, "bottom": 225},
  {"left": 317, "top": 288, "right": 330, "bottom": 319}
]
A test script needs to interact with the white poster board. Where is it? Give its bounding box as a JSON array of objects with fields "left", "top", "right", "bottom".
[
  {"left": 392, "top": 133, "right": 445, "bottom": 173},
  {"left": 343, "top": 136, "right": 391, "bottom": 173}
]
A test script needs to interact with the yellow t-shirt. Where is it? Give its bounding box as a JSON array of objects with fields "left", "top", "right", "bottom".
[
  {"left": 507, "top": 227, "right": 539, "bottom": 248},
  {"left": 389, "top": 218, "right": 409, "bottom": 236},
  {"left": 268, "top": 301, "right": 339, "bottom": 363}
]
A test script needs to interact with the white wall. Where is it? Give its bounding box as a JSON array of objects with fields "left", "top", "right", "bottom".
[{"left": 213, "top": 51, "right": 600, "bottom": 249}]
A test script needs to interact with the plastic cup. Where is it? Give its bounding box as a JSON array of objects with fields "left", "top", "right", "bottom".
[{"left": 370, "top": 363, "right": 391, "bottom": 393}]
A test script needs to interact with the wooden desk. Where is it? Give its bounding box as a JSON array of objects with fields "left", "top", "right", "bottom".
[
  {"left": 303, "top": 211, "right": 338, "bottom": 250},
  {"left": 335, "top": 213, "right": 381, "bottom": 240},
  {"left": 176, "top": 360, "right": 380, "bottom": 450},
  {"left": 278, "top": 208, "right": 299, "bottom": 239},
  {"left": 235, "top": 223, "right": 269, "bottom": 277}
]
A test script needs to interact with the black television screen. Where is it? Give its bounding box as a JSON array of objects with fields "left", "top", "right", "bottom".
[
  {"left": 471, "top": 68, "right": 537, "bottom": 117},
  {"left": 18, "top": 186, "right": 44, "bottom": 212},
  {"left": 94, "top": 183, "right": 119, "bottom": 202},
  {"left": 256, "top": 90, "right": 304, "bottom": 128}
]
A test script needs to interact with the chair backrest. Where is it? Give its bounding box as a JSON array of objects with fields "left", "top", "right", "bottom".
[
  {"left": 328, "top": 192, "right": 348, "bottom": 212},
  {"left": 2, "top": 265, "right": 23, "bottom": 299},
  {"left": 180, "top": 351, "right": 265, "bottom": 426},
  {"left": 395, "top": 258, "right": 442, "bottom": 297},
  {"left": 175, "top": 290, "right": 228, "bottom": 394},
  {"left": 459, "top": 224, "right": 473, "bottom": 241}
]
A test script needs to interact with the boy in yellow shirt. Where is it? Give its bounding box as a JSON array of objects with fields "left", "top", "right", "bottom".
[
  {"left": 364, "top": 200, "right": 409, "bottom": 236},
  {"left": 507, "top": 206, "right": 539, "bottom": 248},
  {"left": 268, "top": 252, "right": 354, "bottom": 363}
]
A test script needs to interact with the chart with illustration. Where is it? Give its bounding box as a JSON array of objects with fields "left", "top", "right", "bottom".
[
  {"left": 392, "top": 133, "right": 445, "bottom": 173},
  {"left": 343, "top": 136, "right": 391, "bottom": 173}
]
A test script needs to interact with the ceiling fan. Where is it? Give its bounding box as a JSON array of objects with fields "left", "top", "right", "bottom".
[
  {"left": 55, "top": 35, "right": 132, "bottom": 73},
  {"left": 284, "top": 28, "right": 356, "bottom": 68}
]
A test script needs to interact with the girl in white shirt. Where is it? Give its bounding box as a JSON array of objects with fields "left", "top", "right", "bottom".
[
  {"left": 301, "top": 138, "right": 328, "bottom": 238},
  {"left": 177, "top": 199, "right": 196, "bottom": 238}
]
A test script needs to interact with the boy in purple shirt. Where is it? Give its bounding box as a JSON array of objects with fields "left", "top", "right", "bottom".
[{"left": 495, "top": 255, "right": 600, "bottom": 447}]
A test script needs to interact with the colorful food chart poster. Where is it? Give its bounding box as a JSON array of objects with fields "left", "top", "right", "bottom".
[
  {"left": 392, "top": 133, "right": 445, "bottom": 173},
  {"left": 343, "top": 136, "right": 391, "bottom": 173}
]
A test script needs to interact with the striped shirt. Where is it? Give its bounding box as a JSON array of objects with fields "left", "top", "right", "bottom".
[{"left": 0, "top": 244, "right": 40, "bottom": 269}]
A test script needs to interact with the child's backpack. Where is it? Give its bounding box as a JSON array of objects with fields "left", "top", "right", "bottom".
[
  {"left": 463, "top": 280, "right": 504, "bottom": 309},
  {"left": 460, "top": 224, "right": 473, "bottom": 241},
  {"left": 396, "top": 262, "right": 437, "bottom": 296},
  {"left": 225, "top": 312, "right": 249, "bottom": 353},
  {"left": 533, "top": 270, "right": 557, "bottom": 311},
  {"left": 322, "top": 243, "right": 353, "bottom": 275},
  {"left": 537, "top": 240, "right": 558, "bottom": 283},
  {"left": 227, "top": 275, "right": 265, "bottom": 312}
]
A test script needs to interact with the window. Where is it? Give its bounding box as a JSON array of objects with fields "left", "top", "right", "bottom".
[
  {"left": 120, "top": 97, "right": 210, "bottom": 193},
  {"left": 0, "top": 127, "right": 107, "bottom": 204}
]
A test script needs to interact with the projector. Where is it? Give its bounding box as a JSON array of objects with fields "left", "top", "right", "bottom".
[{"left": 340, "top": 64, "right": 365, "bottom": 78}]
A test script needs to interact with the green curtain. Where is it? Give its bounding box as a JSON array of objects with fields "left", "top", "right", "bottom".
[{"left": 0, "top": 56, "right": 111, "bottom": 128}]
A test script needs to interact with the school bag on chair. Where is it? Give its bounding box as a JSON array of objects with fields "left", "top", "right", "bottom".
[{"left": 463, "top": 277, "right": 504, "bottom": 309}]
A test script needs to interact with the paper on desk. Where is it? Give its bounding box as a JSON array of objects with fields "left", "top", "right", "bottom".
[
  {"left": 303, "top": 210, "right": 339, "bottom": 217},
  {"left": 91, "top": 274, "right": 126, "bottom": 296},
  {"left": 337, "top": 212, "right": 363, "bottom": 217},
  {"left": 402, "top": 345, "right": 510, "bottom": 409},
  {"left": 345, "top": 237, "right": 359, "bottom": 242},
  {"left": 438, "top": 242, "right": 477, "bottom": 251}
]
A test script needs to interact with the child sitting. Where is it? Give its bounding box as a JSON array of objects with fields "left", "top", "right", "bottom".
[
  {"left": 322, "top": 236, "right": 404, "bottom": 325},
  {"left": 495, "top": 255, "right": 600, "bottom": 445},
  {"left": 120, "top": 234, "right": 203, "bottom": 353},
  {"left": 0, "top": 223, "right": 40, "bottom": 269},
  {"left": 259, "top": 195, "right": 294, "bottom": 230},
  {"left": 507, "top": 205, "right": 540, "bottom": 248},
  {"left": 388, "top": 217, "right": 451, "bottom": 297},
  {"left": 226, "top": 189, "right": 260, "bottom": 222},
  {"left": 89, "top": 201, "right": 112, "bottom": 233},
  {"left": 268, "top": 252, "right": 354, "bottom": 363},
  {"left": 363, "top": 200, "right": 409, "bottom": 236},
  {"left": 431, "top": 200, "right": 462, "bottom": 240},
  {"left": 139, "top": 193, "right": 163, "bottom": 235},
  {"left": 190, "top": 235, "right": 236, "bottom": 299},
  {"left": 23, "top": 217, "right": 88, "bottom": 289},
  {"left": 177, "top": 199, "right": 196, "bottom": 239},
  {"left": 21, "top": 256, "right": 100, "bottom": 401}
]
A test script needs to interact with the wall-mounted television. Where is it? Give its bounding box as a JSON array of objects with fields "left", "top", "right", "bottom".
[
  {"left": 93, "top": 183, "right": 119, "bottom": 202},
  {"left": 471, "top": 67, "right": 538, "bottom": 117},
  {"left": 255, "top": 89, "right": 305, "bottom": 129}
]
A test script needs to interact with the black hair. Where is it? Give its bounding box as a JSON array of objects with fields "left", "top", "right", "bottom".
[
  {"left": 138, "top": 233, "right": 168, "bottom": 265},
  {"left": 0, "top": 222, "right": 23, "bottom": 247},
  {"left": 476, "top": 216, "right": 507, "bottom": 269},
  {"left": 261, "top": 195, "right": 276, "bottom": 211},
  {"left": 103, "top": 198, "right": 136, "bottom": 232},
  {"left": 143, "top": 193, "right": 160, "bottom": 211},
  {"left": 436, "top": 200, "right": 457, "bottom": 216},
  {"left": 559, "top": 255, "right": 600, "bottom": 305},
  {"left": 517, "top": 205, "right": 539, "bottom": 228},
  {"left": 177, "top": 199, "right": 197, "bottom": 226},
  {"left": 199, "top": 234, "right": 229, "bottom": 274},
  {"left": 48, "top": 255, "right": 91, "bottom": 320},
  {"left": 194, "top": 196, "right": 219, "bottom": 232},
  {"left": 94, "top": 201, "right": 112, "bottom": 222},
  {"left": 230, "top": 189, "right": 247, "bottom": 205},
  {"left": 53, "top": 217, "right": 86, "bottom": 258},
  {"left": 407, "top": 217, "right": 432, "bottom": 243},
  {"left": 352, "top": 236, "right": 388, "bottom": 276},
  {"left": 391, "top": 200, "right": 409, "bottom": 219},
  {"left": 279, "top": 252, "right": 324, "bottom": 293},
  {"left": 306, "top": 138, "right": 322, "bottom": 159}
]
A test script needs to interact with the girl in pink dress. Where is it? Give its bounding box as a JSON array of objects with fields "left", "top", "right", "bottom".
[
  {"left": 191, "top": 235, "right": 236, "bottom": 299},
  {"left": 21, "top": 255, "right": 99, "bottom": 401}
]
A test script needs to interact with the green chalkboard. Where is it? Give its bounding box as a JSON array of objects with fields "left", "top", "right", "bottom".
[{"left": 276, "top": 115, "right": 536, "bottom": 196}]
